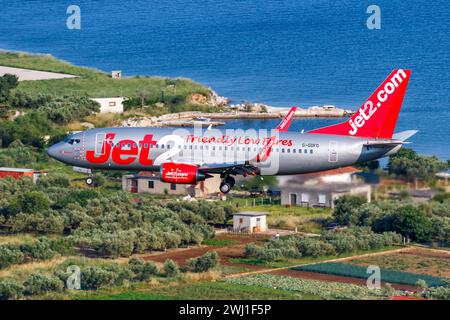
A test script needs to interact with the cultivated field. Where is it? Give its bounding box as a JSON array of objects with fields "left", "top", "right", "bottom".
[{"left": 347, "top": 247, "right": 450, "bottom": 278}]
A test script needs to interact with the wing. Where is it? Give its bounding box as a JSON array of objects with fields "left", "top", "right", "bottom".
[{"left": 198, "top": 162, "right": 259, "bottom": 177}]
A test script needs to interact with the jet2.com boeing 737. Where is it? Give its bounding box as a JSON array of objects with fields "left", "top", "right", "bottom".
[{"left": 47, "top": 69, "right": 417, "bottom": 194}]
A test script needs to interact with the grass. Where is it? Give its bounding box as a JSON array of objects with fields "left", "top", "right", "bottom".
[
  {"left": 202, "top": 239, "right": 235, "bottom": 247},
  {"left": 228, "top": 198, "right": 332, "bottom": 233},
  {"left": 81, "top": 281, "right": 315, "bottom": 300},
  {"left": 229, "top": 246, "right": 402, "bottom": 268},
  {"left": 0, "top": 51, "right": 210, "bottom": 99},
  {"left": 347, "top": 249, "right": 450, "bottom": 278}
]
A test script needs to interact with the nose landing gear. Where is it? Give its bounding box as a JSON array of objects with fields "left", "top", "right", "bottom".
[
  {"left": 85, "top": 176, "right": 94, "bottom": 186},
  {"left": 219, "top": 176, "right": 235, "bottom": 194}
]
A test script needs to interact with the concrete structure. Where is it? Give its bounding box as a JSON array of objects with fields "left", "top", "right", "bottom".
[
  {"left": 0, "top": 66, "right": 77, "bottom": 81},
  {"left": 279, "top": 167, "right": 372, "bottom": 208},
  {"left": 91, "top": 97, "right": 125, "bottom": 113},
  {"left": 0, "top": 167, "right": 48, "bottom": 183},
  {"left": 233, "top": 211, "right": 268, "bottom": 233},
  {"left": 122, "top": 172, "right": 221, "bottom": 198},
  {"left": 111, "top": 70, "right": 122, "bottom": 79}
]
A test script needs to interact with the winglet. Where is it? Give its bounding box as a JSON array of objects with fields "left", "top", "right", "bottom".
[{"left": 275, "top": 107, "right": 297, "bottom": 132}]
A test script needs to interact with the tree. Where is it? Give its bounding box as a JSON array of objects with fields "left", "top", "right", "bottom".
[
  {"left": 332, "top": 195, "right": 366, "bottom": 226},
  {"left": 23, "top": 274, "right": 64, "bottom": 295},
  {"left": 373, "top": 205, "right": 433, "bottom": 242},
  {"left": 0, "top": 74, "right": 18, "bottom": 103},
  {"left": 163, "top": 259, "right": 180, "bottom": 277},
  {"left": 0, "top": 246, "right": 24, "bottom": 268},
  {"left": 0, "top": 279, "right": 24, "bottom": 300},
  {"left": 7, "top": 191, "right": 50, "bottom": 215},
  {"left": 388, "top": 148, "right": 446, "bottom": 184},
  {"left": 80, "top": 266, "right": 117, "bottom": 290},
  {"left": 186, "top": 251, "right": 219, "bottom": 272}
]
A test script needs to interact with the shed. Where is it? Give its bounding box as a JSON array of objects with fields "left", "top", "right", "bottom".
[{"left": 233, "top": 211, "right": 268, "bottom": 233}]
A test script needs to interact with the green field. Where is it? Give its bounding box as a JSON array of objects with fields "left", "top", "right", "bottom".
[
  {"left": 227, "top": 199, "right": 332, "bottom": 233},
  {"left": 294, "top": 262, "right": 448, "bottom": 287},
  {"left": 80, "top": 281, "right": 317, "bottom": 300},
  {"left": 224, "top": 274, "right": 385, "bottom": 300},
  {"left": 0, "top": 51, "right": 210, "bottom": 100}
]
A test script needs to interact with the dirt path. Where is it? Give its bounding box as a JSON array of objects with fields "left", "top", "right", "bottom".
[{"left": 141, "top": 234, "right": 269, "bottom": 270}]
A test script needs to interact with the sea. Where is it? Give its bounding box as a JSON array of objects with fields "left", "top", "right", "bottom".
[{"left": 0, "top": 0, "right": 448, "bottom": 159}]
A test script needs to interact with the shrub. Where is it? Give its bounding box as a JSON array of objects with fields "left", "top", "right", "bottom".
[
  {"left": 0, "top": 279, "right": 24, "bottom": 300},
  {"left": 163, "top": 259, "right": 180, "bottom": 277},
  {"left": 256, "top": 248, "right": 282, "bottom": 262},
  {"left": 0, "top": 246, "right": 24, "bottom": 268},
  {"left": 20, "top": 238, "right": 56, "bottom": 260},
  {"left": 23, "top": 274, "right": 64, "bottom": 295},
  {"left": 141, "top": 262, "right": 159, "bottom": 280},
  {"left": 244, "top": 244, "right": 258, "bottom": 257},
  {"left": 80, "top": 266, "right": 118, "bottom": 290},
  {"left": 186, "top": 251, "right": 219, "bottom": 272}
]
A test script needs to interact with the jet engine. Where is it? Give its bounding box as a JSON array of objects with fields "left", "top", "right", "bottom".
[{"left": 160, "top": 163, "right": 206, "bottom": 184}]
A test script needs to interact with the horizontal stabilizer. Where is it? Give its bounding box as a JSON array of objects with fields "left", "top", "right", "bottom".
[
  {"left": 363, "top": 140, "right": 404, "bottom": 147},
  {"left": 392, "top": 130, "right": 418, "bottom": 141}
]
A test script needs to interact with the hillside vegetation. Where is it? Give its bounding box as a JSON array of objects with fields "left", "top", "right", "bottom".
[{"left": 0, "top": 52, "right": 210, "bottom": 99}]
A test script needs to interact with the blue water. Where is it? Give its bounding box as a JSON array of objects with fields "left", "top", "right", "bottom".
[{"left": 0, "top": 0, "right": 449, "bottom": 158}]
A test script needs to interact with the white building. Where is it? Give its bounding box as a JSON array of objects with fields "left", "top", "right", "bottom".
[
  {"left": 233, "top": 211, "right": 268, "bottom": 233},
  {"left": 279, "top": 167, "right": 372, "bottom": 208},
  {"left": 91, "top": 97, "right": 125, "bottom": 113}
]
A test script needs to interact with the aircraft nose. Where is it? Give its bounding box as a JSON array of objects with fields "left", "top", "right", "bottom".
[{"left": 47, "top": 143, "right": 61, "bottom": 160}]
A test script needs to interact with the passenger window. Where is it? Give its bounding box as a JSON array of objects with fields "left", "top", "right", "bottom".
[
  {"left": 281, "top": 148, "right": 285, "bottom": 153},
  {"left": 293, "top": 149, "right": 296, "bottom": 153},
  {"left": 304, "top": 149, "right": 307, "bottom": 154},
  {"left": 310, "top": 149, "right": 313, "bottom": 154},
  {"left": 287, "top": 149, "right": 291, "bottom": 153}
]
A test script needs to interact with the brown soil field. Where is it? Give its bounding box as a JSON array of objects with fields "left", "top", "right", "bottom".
[
  {"left": 141, "top": 233, "right": 269, "bottom": 270},
  {"left": 346, "top": 247, "right": 450, "bottom": 278},
  {"left": 269, "top": 269, "right": 417, "bottom": 291}
]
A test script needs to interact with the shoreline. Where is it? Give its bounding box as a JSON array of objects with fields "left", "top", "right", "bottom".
[{"left": 122, "top": 107, "right": 353, "bottom": 128}]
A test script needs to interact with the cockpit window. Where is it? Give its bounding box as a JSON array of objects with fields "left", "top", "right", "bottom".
[{"left": 68, "top": 138, "right": 81, "bottom": 145}]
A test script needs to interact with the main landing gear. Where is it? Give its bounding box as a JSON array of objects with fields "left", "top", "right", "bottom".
[{"left": 219, "top": 176, "right": 235, "bottom": 194}]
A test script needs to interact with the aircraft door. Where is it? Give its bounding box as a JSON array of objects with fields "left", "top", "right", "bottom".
[
  {"left": 95, "top": 133, "right": 106, "bottom": 156},
  {"left": 328, "top": 141, "right": 338, "bottom": 162}
]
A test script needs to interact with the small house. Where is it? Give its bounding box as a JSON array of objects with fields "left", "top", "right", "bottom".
[
  {"left": 0, "top": 167, "right": 48, "bottom": 183},
  {"left": 91, "top": 97, "right": 125, "bottom": 113},
  {"left": 279, "top": 167, "right": 372, "bottom": 208},
  {"left": 122, "top": 172, "right": 222, "bottom": 199},
  {"left": 233, "top": 211, "right": 268, "bottom": 233}
]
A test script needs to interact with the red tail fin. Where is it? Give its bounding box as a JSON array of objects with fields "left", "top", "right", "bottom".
[{"left": 309, "top": 69, "right": 411, "bottom": 139}]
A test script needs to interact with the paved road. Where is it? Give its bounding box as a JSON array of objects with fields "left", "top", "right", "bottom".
[{"left": 0, "top": 65, "right": 77, "bottom": 81}]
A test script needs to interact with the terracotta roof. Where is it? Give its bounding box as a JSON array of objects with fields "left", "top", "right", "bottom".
[{"left": 137, "top": 171, "right": 159, "bottom": 177}]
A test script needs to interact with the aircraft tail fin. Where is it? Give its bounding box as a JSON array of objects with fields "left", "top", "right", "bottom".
[{"left": 308, "top": 69, "right": 411, "bottom": 139}]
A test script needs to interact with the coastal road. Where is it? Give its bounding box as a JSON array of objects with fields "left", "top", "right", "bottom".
[{"left": 0, "top": 65, "right": 77, "bottom": 81}]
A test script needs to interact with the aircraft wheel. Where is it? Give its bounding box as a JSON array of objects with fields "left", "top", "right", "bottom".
[
  {"left": 219, "top": 176, "right": 235, "bottom": 194},
  {"left": 85, "top": 177, "right": 94, "bottom": 186}
]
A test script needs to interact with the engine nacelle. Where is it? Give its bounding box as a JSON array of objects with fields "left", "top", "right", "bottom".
[{"left": 160, "top": 162, "right": 206, "bottom": 184}]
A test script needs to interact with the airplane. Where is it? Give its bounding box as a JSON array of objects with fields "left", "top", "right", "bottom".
[{"left": 47, "top": 69, "right": 417, "bottom": 194}]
